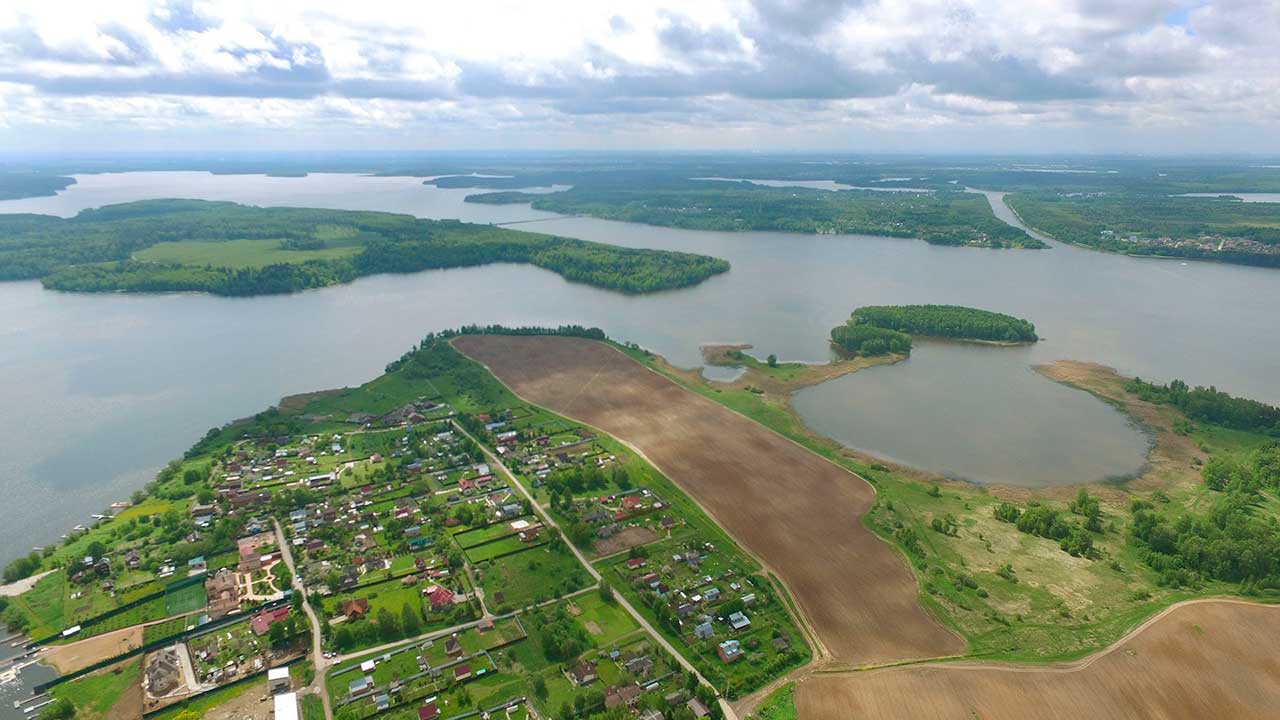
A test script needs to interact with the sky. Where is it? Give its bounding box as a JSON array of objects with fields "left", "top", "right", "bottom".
[{"left": 0, "top": 0, "right": 1277, "bottom": 154}]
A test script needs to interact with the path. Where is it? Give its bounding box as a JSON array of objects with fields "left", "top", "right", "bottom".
[
  {"left": 452, "top": 420, "right": 740, "bottom": 720},
  {"left": 274, "top": 518, "right": 333, "bottom": 720},
  {"left": 0, "top": 569, "right": 56, "bottom": 597}
]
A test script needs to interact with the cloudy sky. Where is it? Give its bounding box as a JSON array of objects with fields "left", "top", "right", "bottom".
[{"left": 0, "top": 0, "right": 1277, "bottom": 153}]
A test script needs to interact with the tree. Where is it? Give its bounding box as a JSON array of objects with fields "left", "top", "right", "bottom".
[
  {"left": 376, "top": 607, "right": 400, "bottom": 642},
  {"left": 599, "top": 581, "right": 615, "bottom": 604},
  {"left": 37, "top": 699, "right": 75, "bottom": 720},
  {"left": 334, "top": 626, "right": 355, "bottom": 651},
  {"left": 401, "top": 602, "right": 422, "bottom": 637},
  {"left": 269, "top": 619, "right": 288, "bottom": 647},
  {"left": 766, "top": 354, "right": 778, "bottom": 367},
  {"left": 532, "top": 674, "right": 548, "bottom": 700}
]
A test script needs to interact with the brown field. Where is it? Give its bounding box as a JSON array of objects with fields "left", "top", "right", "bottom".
[
  {"left": 453, "top": 335, "right": 963, "bottom": 665},
  {"left": 41, "top": 625, "right": 142, "bottom": 674},
  {"left": 593, "top": 526, "right": 659, "bottom": 556},
  {"left": 796, "top": 600, "right": 1280, "bottom": 720}
]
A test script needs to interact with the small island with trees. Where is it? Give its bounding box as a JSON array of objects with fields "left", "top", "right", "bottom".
[{"left": 830, "top": 304, "right": 1038, "bottom": 356}]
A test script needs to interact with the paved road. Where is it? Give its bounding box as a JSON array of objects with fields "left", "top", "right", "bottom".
[
  {"left": 452, "top": 421, "right": 739, "bottom": 720},
  {"left": 274, "top": 518, "right": 334, "bottom": 720}
]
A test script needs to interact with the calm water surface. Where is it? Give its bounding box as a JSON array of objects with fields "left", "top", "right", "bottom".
[{"left": 2, "top": 172, "right": 1278, "bottom": 568}]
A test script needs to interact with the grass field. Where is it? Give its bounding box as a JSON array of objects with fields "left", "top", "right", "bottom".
[
  {"left": 465, "top": 536, "right": 545, "bottom": 563},
  {"left": 751, "top": 683, "right": 797, "bottom": 720},
  {"left": 49, "top": 657, "right": 141, "bottom": 719},
  {"left": 164, "top": 581, "right": 208, "bottom": 616},
  {"left": 133, "top": 237, "right": 362, "bottom": 269},
  {"left": 476, "top": 545, "right": 591, "bottom": 612}
]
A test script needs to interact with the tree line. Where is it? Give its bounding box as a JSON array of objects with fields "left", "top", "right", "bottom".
[{"left": 1125, "top": 377, "right": 1280, "bottom": 435}]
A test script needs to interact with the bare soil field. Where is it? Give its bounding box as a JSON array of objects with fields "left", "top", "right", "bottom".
[
  {"left": 453, "top": 335, "right": 963, "bottom": 665},
  {"left": 796, "top": 600, "right": 1280, "bottom": 720},
  {"left": 593, "top": 526, "right": 659, "bottom": 556},
  {"left": 41, "top": 625, "right": 142, "bottom": 674}
]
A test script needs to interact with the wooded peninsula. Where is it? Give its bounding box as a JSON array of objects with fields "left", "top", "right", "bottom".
[
  {"left": 468, "top": 184, "right": 1046, "bottom": 249},
  {"left": 0, "top": 199, "right": 730, "bottom": 296}
]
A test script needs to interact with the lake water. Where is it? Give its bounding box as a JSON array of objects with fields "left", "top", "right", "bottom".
[
  {"left": 1173, "top": 193, "right": 1280, "bottom": 203},
  {"left": 3, "top": 172, "right": 1279, "bottom": 568},
  {"left": 692, "top": 177, "right": 933, "bottom": 192}
]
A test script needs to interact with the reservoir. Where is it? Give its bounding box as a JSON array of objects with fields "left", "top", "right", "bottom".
[{"left": 2, "top": 172, "right": 1278, "bottom": 563}]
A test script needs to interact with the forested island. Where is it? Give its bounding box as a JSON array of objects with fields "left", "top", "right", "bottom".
[
  {"left": 1006, "top": 192, "right": 1280, "bottom": 267},
  {"left": 0, "top": 173, "right": 76, "bottom": 200},
  {"left": 850, "top": 304, "right": 1039, "bottom": 343},
  {"left": 468, "top": 184, "right": 1045, "bottom": 249},
  {"left": 829, "top": 304, "right": 1037, "bottom": 355},
  {"left": 0, "top": 199, "right": 729, "bottom": 295}
]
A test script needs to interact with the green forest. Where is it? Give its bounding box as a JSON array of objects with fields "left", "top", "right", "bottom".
[
  {"left": 829, "top": 323, "right": 912, "bottom": 357},
  {"left": 468, "top": 184, "right": 1044, "bottom": 248},
  {"left": 850, "top": 304, "right": 1039, "bottom": 343},
  {"left": 1006, "top": 192, "right": 1280, "bottom": 267},
  {"left": 0, "top": 199, "right": 729, "bottom": 295},
  {"left": 1125, "top": 377, "right": 1280, "bottom": 436},
  {"left": 0, "top": 173, "right": 75, "bottom": 200}
]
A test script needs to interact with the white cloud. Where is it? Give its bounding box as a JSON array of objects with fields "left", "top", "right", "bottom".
[{"left": 0, "top": 0, "right": 1274, "bottom": 151}]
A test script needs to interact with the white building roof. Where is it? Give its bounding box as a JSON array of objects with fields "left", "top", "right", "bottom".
[
  {"left": 267, "top": 667, "right": 290, "bottom": 681},
  {"left": 274, "top": 692, "right": 299, "bottom": 720}
]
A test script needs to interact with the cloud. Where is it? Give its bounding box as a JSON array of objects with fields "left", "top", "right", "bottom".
[{"left": 0, "top": 0, "right": 1274, "bottom": 152}]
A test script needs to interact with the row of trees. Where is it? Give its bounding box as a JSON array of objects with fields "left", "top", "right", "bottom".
[{"left": 849, "top": 304, "right": 1039, "bottom": 343}]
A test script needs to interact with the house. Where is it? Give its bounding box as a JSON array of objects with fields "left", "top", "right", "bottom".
[
  {"left": 568, "top": 662, "right": 598, "bottom": 686},
  {"left": 605, "top": 684, "right": 643, "bottom": 709},
  {"left": 702, "top": 587, "right": 720, "bottom": 602},
  {"left": 622, "top": 495, "right": 644, "bottom": 511},
  {"left": 94, "top": 557, "right": 111, "bottom": 576},
  {"left": 251, "top": 606, "right": 291, "bottom": 636},
  {"left": 341, "top": 598, "right": 369, "bottom": 620},
  {"left": 146, "top": 647, "right": 182, "bottom": 696},
  {"left": 418, "top": 701, "right": 439, "bottom": 720},
  {"left": 728, "top": 612, "right": 751, "bottom": 631},
  {"left": 444, "top": 636, "right": 463, "bottom": 657},
  {"left": 626, "top": 557, "right": 646, "bottom": 570},
  {"left": 717, "top": 640, "right": 742, "bottom": 663},
  {"left": 741, "top": 593, "right": 757, "bottom": 606},
  {"left": 477, "top": 618, "right": 495, "bottom": 632},
  {"left": 639, "top": 711, "right": 666, "bottom": 720},
  {"left": 687, "top": 698, "right": 711, "bottom": 718},
  {"left": 624, "top": 655, "right": 655, "bottom": 677},
  {"left": 348, "top": 676, "right": 372, "bottom": 697},
  {"left": 125, "top": 549, "right": 141, "bottom": 568},
  {"left": 206, "top": 568, "right": 241, "bottom": 619},
  {"left": 187, "top": 555, "right": 207, "bottom": 575},
  {"left": 693, "top": 621, "right": 714, "bottom": 640},
  {"left": 267, "top": 666, "right": 291, "bottom": 695},
  {"left": 424, "top": 585, "right": 455, "bottom": 611},
  {"left": 274, "top": 691, "right": 300, "bottom": 720},
  {"left": 453, "top": 663, "right": 472, "bottom": 681}
]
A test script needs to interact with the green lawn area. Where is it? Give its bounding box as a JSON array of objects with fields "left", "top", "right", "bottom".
[
  {"left": 143, "top": 614, "right": 199, "bottom": 644},
  {"left": 301, "top": 693, "right": 325, "bottom": 720},
  {"left": 7, "top": 570, "right": 66, "bottom": 638},
  {"left": 751, "top": 682, "right": 797, "bottom": 720},
  {"left": 164, "top": 581, "right": 208, "bottom": 615},
  {"left": 465, "top": 537, "right": 544, "bottom": 563},
  {"left": 454, "top": 518, "right": 532, "bottom": 548},
  {"left": 49, "top": 657, "right": 140, "bottom": 719},
  {"left": 568, "top": 592, "right": 639, "bottom": 646},
  {"left": 476, "top": 546, "right": 591, "bottom": 612},
  {"left": 133, "top": 237, "right": 362, "bottom": 269},
  {"left": 151, "top": 677, "right": 265, "bottom": 720}
]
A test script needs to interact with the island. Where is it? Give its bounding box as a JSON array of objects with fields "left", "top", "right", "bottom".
[
  {"left": 0, "top": 199, "right": 730, "bottom": 296},
  {"left": 846, "top": 304, "right": 1039, "bottom": 344}
]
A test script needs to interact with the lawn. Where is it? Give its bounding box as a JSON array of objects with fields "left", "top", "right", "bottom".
[
  {"left": 476, "top": 546, "right": 591, "bottom": 612},
  {"left": 164, "top": 580, "right": 209, "bottom": 615},
  {"left": 49, "top": 657, "right": 140, "bottom": 719},
  {"left": 751, "top": 682, "right": 797, "bottom": 720},
  {"left": 133, "top": 237, "right": 362, "bottom": 269},
  {"left": 465, "top": 536, "right": 544, "bottom": 563}
]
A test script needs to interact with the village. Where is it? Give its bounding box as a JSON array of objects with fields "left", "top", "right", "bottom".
[{"left": 2, "top": 372, "right": 767, "bottom": 720}]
